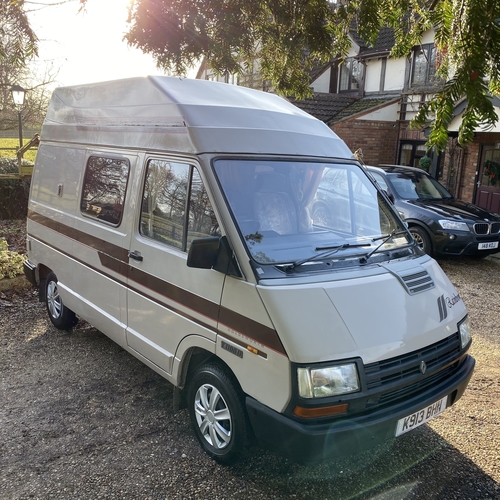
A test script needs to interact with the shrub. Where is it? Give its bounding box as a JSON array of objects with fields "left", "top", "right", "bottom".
[
  {"left": 418, "top": 156, "right": 431, "bottom": 171},
  {"left": 0, "top": 157, "right": 32, "bottom": 219},
  {"left": 0, "top": 239, "right": 26, "bottom": 280}
]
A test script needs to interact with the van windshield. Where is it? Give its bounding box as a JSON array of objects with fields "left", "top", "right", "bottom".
[{"left": 214, "top": 159, "right": 411, "bottom": 267}]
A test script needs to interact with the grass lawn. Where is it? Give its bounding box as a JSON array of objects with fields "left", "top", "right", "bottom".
[{"left": 0, "top": 138, "right": 37, "bottom": 163}]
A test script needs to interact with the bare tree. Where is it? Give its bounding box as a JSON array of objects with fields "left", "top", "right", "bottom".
[{"left": 0, "top": 62, "right": 58, "bottom": 132}]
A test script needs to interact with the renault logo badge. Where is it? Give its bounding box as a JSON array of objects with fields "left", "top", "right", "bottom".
[{"left": 419, "top": 360, "right": 427, "bottom": 374}]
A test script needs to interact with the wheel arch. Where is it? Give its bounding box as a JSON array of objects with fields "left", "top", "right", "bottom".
[
  {"left": 173, "top": 337, "right": 241, "bottom": 391},
  {"left": 172, "top": 337, "right": 245, "bottom": 410}
]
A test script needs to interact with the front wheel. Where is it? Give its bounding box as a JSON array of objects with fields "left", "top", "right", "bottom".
[
  {"left": 45, "top": 272, "right": 78, "bottom": 330},
  {"left": 188, "top": 363, "right": 250, "bottom": 464},
  {"left": 410, "top": 226, "right": 433, "bottom": 256}
]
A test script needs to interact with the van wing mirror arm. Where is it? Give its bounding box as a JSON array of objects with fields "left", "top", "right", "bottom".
[
  {"left": 187, "top": 236, "right": 242, "bottom": 278},
  {"left": 214, "top": 236, "right": 242, "bottom": 277}
]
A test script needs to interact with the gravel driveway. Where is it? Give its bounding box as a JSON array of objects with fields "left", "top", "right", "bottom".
[{"left": 1, "top": 255, "right": 499, "bottom": 500}]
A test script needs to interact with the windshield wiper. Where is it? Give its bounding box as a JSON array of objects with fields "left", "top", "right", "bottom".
[
  {"left": 287, "top": 242, "right": 371, "bottom": 270},
  {"left": 359, "top": 230, "right": 408, "bottom": 264}
]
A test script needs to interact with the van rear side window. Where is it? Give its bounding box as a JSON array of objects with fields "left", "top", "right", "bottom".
[{"left": 80, "top": 156, "right": 130, "bottom": 226}]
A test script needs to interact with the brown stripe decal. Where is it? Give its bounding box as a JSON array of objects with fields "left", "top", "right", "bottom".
[
  {"left": 126, "top": 263, "right": 220, "bottom": 323},
  {"left": 29, "top": 210, "right": 287, "bottom": 356},
  {"left": 29, "top": 211, "right": 129, "bottom": 261},
  {"left": 219, "top": 306, "right": 286, "bottom": 355},
  {"left": 97, "top": 254, "right": 219, "bottom": 323}
]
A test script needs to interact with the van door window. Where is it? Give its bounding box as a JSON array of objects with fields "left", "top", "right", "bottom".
[
  {"left": 140, "top": 159, "right": 218, "bottom": 251},
  {"left": 188, "top": 168, "right": 220, "bottom": 245},
  {"left": 81, "top": 156, "right": 130, "bottom": 225}
]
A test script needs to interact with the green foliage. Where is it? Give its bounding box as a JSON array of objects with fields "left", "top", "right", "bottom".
[
  {"left": 0, "top": 0, "right": 38, "bottom": 67},
  {"left": 410, "top": 0, "right": 500, "bottom": 150},
  {"left": 125, "top": 0, "right": 341, "bottom": 98},
  {"left": 484, "top": 160, "right": 500, "bottom": 186},
  {"left": 0, "top": 238, "right": 26, "bottom": 280},
  {"left": 0, "top": 157, "right": 32, "bottom": 219},
  {"left": 419, "top": 156, "right": 432, "bottom": 171}
]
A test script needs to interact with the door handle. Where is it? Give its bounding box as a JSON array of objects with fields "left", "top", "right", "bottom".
[{"left": 128, "top": 250, "right": 143, "bottom": 262}]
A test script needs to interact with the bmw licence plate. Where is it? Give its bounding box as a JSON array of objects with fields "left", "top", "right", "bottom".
[
  {"left": 478, "top": 242, "right": 499, "bottom": 250},
  {"left": 395, "top": 396, "right": 448, "bottom": 437}
]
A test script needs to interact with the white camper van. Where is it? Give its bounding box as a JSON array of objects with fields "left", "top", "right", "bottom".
[{"left": 24, "top": 76, "right": 474, "bottom": 465}]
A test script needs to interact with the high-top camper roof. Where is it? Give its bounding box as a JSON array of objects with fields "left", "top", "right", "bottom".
[{"left": 42, "top": 76, "right": 352, "bottom": 157}]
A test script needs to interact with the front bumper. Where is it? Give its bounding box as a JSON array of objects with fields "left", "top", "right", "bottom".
[
  {"left": 433, "top": 230, "right": 500, "bottom": 256},
  {"left": 246, "top": 354, "right": 475, "bottom": 465}
]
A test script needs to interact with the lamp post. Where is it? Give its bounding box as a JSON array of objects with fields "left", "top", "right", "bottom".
[{"left": 10, "top": 85, "right": 26, "bottom": 150}]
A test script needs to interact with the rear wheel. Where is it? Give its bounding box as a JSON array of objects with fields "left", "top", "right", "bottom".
[
  {"left": 410, "top": 226, "right": 433, "bottom": 256},
  {"left": 188, "top": 363, "right": 250, "bottom": 464},
  {"left": 45, "top": 272, "right": 78, "bottom": 330}
]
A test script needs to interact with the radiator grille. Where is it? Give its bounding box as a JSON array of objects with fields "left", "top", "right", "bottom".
[
  {"left": 473, "top": 222, "right": 500, "bottom": 235},
  {"left": 364, "top": 333, "right": 461, "bottom": 408}
]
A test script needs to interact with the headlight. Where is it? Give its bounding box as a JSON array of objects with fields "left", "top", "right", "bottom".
[
  {"left": 438, "top": 220, "right": 469, "bottom": 231},
  {"left": 297, "top": 364, "right": 360, "bottom": 398},
  {"left": 459, "top": 317, "right": 472, "bottom": 349}
]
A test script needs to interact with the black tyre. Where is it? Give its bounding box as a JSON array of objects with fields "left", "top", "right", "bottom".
[
  {"left": 45, "top": 272, "right": 78, "bottom": 330},
  {"left": 410, "top": 226, "right": 433, "bottom": 256},
  {"left": 188, "top": 363, "right": 250, "bottom": 464}
]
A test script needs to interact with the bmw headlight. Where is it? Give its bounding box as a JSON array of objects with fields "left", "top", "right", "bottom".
[
  {"left": 438, "top": 220, "right": 470, "bottom": 231},
  {"left": 297, "top": 364, "right": 360, "bottom": 398},
  {"left": 459, "top": 316, "right": 472, "bottom": 349}
]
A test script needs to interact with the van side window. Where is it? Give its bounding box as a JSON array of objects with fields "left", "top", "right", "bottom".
[
  {"left": 140, "top": 160, "right": 218, "bottom": 251},
  {"left": 81, "top": 156, "right": 129, "bottom": 226}
]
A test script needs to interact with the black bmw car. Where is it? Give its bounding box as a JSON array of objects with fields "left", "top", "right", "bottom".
[{"left": 367, "top": 165, "right": 500, "bottom": 258}]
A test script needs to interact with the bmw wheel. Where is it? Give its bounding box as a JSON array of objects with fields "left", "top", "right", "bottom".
[{"left": 410, "top": 226, "right": 433, "bottom": 256}]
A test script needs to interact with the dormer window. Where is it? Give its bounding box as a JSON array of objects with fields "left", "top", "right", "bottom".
[
  {"left": 339, "top": 58, "right": 361, "bottom": 92},
  {"left": 410, "top": 44, "right": 439, "bottom": 87}
]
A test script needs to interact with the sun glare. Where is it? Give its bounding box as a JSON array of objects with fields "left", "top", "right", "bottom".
[{"left": 29, "top": 0, "right": 162, "bottom": 87}]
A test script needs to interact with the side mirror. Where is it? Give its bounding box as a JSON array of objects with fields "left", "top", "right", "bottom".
[
  {"left": 187, "top": 236, "right": 241, "bottom": 277},
  {"left": 187, "top": 236, "right": 219, "bottom": 269}
]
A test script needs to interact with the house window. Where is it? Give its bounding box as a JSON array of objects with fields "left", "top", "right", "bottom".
[
  {"left": 410, "top": 44, "right": 438, "bottom": 87},
  {"left": 398, "top": 142, "right": 443, "bottom": 178},
  {"left": 339, "top": 58, "right": 361, "bottom": 92},
  {"left": 399, "top": 142, "right": 428, "bottom": 168}
]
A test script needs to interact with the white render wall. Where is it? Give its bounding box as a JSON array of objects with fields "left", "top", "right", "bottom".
[
  {"left": 384, "top": 58, "right": 406, "bottom": 91},
  {"left": 363, "top": 57, "right": 405, "bottom": 94},
  {"left": 311, "top": 68, "right": 331, "bottom": 93},
  {"left": 357, "top": 102, "right": 400, "bottom": 121},
  {"left": 365, "top": 59, "right": 383, "bottom": 93}
]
